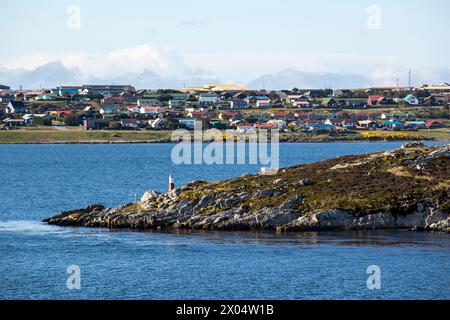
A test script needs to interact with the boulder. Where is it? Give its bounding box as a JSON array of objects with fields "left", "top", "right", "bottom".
[
  {"left": 259, "top": 188, "right": 276, "bottom": 198},
  {"left": 140, "top": 190, "right": 161, "bottom": 202},
  {"left": 298, "top": 178, "right": 313, "bottom": 186},
  {"left": 279, "top": 195, "right": 304, "bottom": 210},
  {"left": 395, "top": 211, "right": 427, "bottom": 229},
  {"left": 314, "top": 210, "right": 354, "bottom": 228},
  {"left": 273, "top": 178, "right": 285, "bottom": 185},
  {"left": 354, "top": 212, "right": 396, "bottom": 229},
  {"left": 198, "top": 194, "right": 215, "bottom": 207},
  {"left": 401, "top": 142, "right": 424, "bottom": 149},
  {"left": 261, "top": 209, "right": 301, "bottom": 227}
]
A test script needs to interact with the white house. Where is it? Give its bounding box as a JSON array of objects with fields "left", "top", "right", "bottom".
[
  {"left": 268, "top": 119, "right": 287, "bottom": 128},
  {"left": 5, "top": 101, "right": 26, "bottom": 114},
  {"left": 139, "top": 106, "right": 166, "bottom": 114},
  {"left": 403, "top": 94, "right": 419, "bottom": 105},
  {"left": 178, "top": 118, "right": 202, "bottom": 129},
  {"left": 198, "top": 96, "right": 221, "bottom": 104},
  {"left": 137, "top": 99, "right": 162, "bottom": 107}
]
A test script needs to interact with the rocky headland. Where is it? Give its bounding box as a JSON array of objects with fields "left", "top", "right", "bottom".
[{"left": 44, "top": 143, "right": 450, "bottom": 233}]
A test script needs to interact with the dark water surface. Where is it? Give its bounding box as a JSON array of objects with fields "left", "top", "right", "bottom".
[{"left": 1, "top": 142, "right": 449, "bottom": 299}]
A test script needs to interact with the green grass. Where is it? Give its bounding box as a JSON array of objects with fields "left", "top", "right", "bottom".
[
  {"left": 0, "top": 128, "right": 173, "bottom": 143},
  {"left": 176, "top": 145, "right": 450, "bottom": 218},
  {"left": 417, "top": 128, "right": 450, "bottom": 140},
  {"left": 1, "top": 124, "right": 449, "bottom": 144}
]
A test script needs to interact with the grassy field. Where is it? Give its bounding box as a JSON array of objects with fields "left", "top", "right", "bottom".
[
  {"left": 0, "top": 126, "right": 449, "bottom": 144},
  {"left": 0, "top": 127, "right": 173, "bottom": 143}
]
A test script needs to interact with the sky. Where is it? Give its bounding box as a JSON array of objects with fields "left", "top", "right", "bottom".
[{"left": 1, "top": 0, "right": 450, "bottom": 89}]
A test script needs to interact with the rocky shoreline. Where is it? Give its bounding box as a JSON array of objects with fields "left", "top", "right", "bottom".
[{"left": 44, "top": 143, "right": 450, "bottom": 233}]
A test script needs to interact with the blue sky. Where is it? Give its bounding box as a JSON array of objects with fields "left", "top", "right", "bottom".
[{"left": 2, "top": 0, "right": 450, "bottom": 88}]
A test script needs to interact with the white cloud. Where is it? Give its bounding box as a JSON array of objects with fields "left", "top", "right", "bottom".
[
  {"left": 369, "top": 66, "right": 450, "bottom": 87},
  {"left": 1, "top": 44, "right": 449, "bottom": 89},
  {"left": 184, "top": 51, "right": 400, "bottom": 81},
  {"left": 3, "top": 44, "right": 198, "bottom": 80}
]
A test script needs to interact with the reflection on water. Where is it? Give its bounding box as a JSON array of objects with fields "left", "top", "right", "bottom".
[{"left": 1, "top": 220, "right": 449, "bottom": 250}]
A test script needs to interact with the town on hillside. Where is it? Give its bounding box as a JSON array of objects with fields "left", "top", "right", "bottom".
[{"left": 0, "top": 83, "right": 449, "bottom": 140}]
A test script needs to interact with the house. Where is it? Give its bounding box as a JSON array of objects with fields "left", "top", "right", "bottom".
[
  {"left": 425, "top": 120, "right": 446, "bottom": 129},
  {"left": 314, "top": 112, "right": 336, "bottom": 120},
  {"left": 48, "top": 110, "right": 73, "bottom": 117},
  {"left": 185, "top": 106, "right": 209, "bottom": 112},
  {"left": 22, "top": 91, "right": 43, "bottom": 101},
  {"left": 405, "top": 120, "right": 426, "bottom": 129},
  {"left": 35, "top": 93, "right": 59, "bottom": 101},
  {"left": 148, "top": 118, "right": 167, "bottom": 129},
  {"left": 101, "top": 96, "right": 124, "bottom": 104},
  {"left": 294, "top": 112, "right": 316, "bottom": 120},
  {"left": 137, "top": 98, "right": 162, "bottom": 107},
  {"left": 246, "top": 113, "right": 270, "bottom": 121},
  {"left": 236, "top": 124, "right": 256, "bottom": 134},
  {"left": 267, "top": 119, "right": 287, "bottom": 128},
  {"left": 2, "top": 118, "right": 26, "bottom": 128},
  {"left": 340, "top": 98, "right": 367, "bottom": 108},
  {"left": 99, "top": 107, "right": 119, "bottom": 115},
  {"left": 403, "top": 94, "right": 419, "bottom": 106},
  {"left": 219, "top": 112, "right": 241, "bottom": 122},
  {"left": 334, "top": 89, "right": 352, "bottom": 98},
  {"left": 22, "top": 114, "right": 53, "bottom": 125},
  {"left": 5, "top": 101, "right": 26, "bottom": 114},
  {"left": 245, "top": 96, "right": 271, "bottom": 108},
  {"left": 341, "top": 120, "right": 356, "bottom": 129},
  {"left": 55, "top": 86, "right": 82, "bottom": 97},
  {"left": 127, "top": 106, "right": 141, "bottom": 113},
  {"left": 0, "top": 93, "right": 15, "bottom": 103},
  {"left": 270, "top": 112, "right": 296, "bottom": 121},
  {"left": 285, "top": 94, "right": 303, "bottom": 103},
  {"left": 307, "top": 123, "right": 336, "bottom": 132},
  {"left": 367, "top": 95, "right": 388, "bottom": 106},
  {"left": 0, "top": 84, "right": 11, "bottom": 91},
  {"left": 324, "top": 118, "right": 343, "bottom": 126},
  {"left": 220, "top": 92, "right": 235, "bottom": 100},
  {"left": 358, "top": 120, "right": 378, "bottom": 130},
  {"left": 355, "top": 113, "right": 379, "bottom": 120},
  {"left": 414, "top": 83, "right": 450, "bottom": 94},
  {"left": 229, "top": 99, "right": 248, "bottom": 109},
  {"left": 254, "top": 123, "right": 279, "bottom": 130},
  {"left": 83, "top": 119, "right": 108, "bottom": 130},
  {"left": 120, "top": 119, "right": 141, "bottom": 129},
  {"left": 168, "top": 100, "right": 187, "bottom": 108},
  {"left": 255, "top": 97, "right": 271, "bottom": 108},
  {"left": 320, "top": 98, "right": 338, "bottom": 108},
  {"left": 291, "top": 96, "right": 310, "bottom": 107},
  {"left": 171, "top": 93, "right": 189, "bottom": 101},
  {"left": 199, "top": 96, "right": 221, "bottom": 104},
  {"left": 382, "top": 120, "right": 404, "bottom": 130},
  {"left": 140, "top": 106, "right": 166, "bottom": 114},
  {"left": 422, "top": 94, "right": 448, "bottom": 106},
  {"left": 119, "top": 92, "right": 137, "bottom": 103},
  {"left": 177, "top": 118, "right": 203, "bottom": 130},
  {"left": 232, "top": 92, "right": 248, "bottom": 100},
  {"left": 187, "top": 111, "right": 211, "bottom": 119},
  {"left": 82, "top": 85, "right": 136, "bottom": 95},
  {"left": 303, "top": 89, "right": 331, "bottom": 98}
]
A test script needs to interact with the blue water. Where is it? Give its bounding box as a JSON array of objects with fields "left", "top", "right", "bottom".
[{"left": 0, "top": 142, "right": 449, "bottom": 299}]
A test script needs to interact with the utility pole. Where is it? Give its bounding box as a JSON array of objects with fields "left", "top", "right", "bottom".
[{"left": 408, "top": 70, "right": 412, "bottom": 89}]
